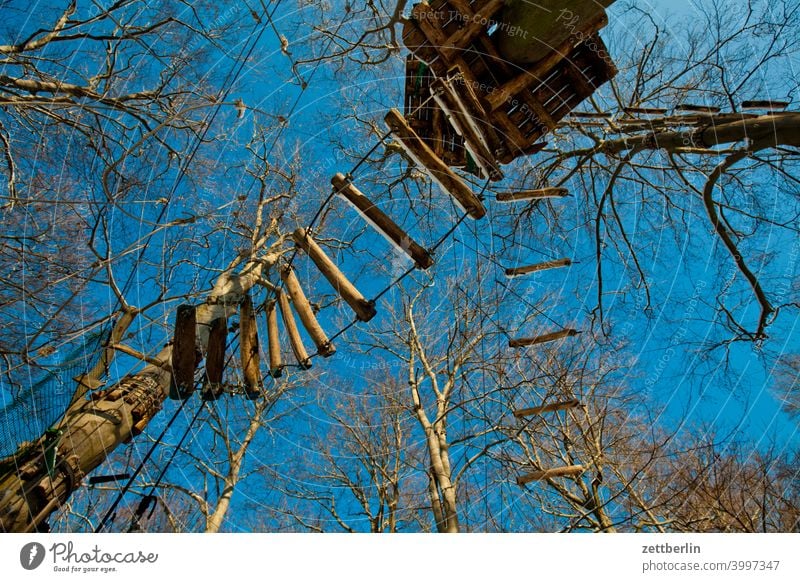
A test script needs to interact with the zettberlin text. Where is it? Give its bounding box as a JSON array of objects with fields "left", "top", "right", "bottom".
[{"left": 642, "top": 543, "right": 701, "bottom": 554}]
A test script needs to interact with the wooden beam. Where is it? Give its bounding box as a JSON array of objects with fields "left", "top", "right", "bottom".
[
  {"left": 496, "top": 187, "right": 569, "bottom": 202},
  {"left": 517, "top": 464, "right": 584, "bottom": 485},
  {"left": 169, "top": 304, "right": 197, "bottom": 400},
  {"left": 514, "top": 398, "right": 580, "bottom": 418},
  {"left": 332, "top": 173, "right": 434, "bottom": 269},
  {"left": 239, "top": 295, "right": 261, "bottom": 400},
  {"left": 385, "top": 108, "right": 486, "bottom": 219},
  {"left": 741, "top": 100, "right": 788, "bottom": 111},
  {"left": 505, "top": 258, "right": 571, "bottom": 277},
  {"left": 202, "top": 316, "right": 227, "bottom": 401},
  {"left": 292, "top": 228, "right": 377, "bottom": 322},
  {"left": 277, "top": 288, "right": 312, "bottom": 370},
  {"left": 509, "top": 328, "right": 579, "bottom": 348},
  {"left": 440, "top": 0, "right": 506, "bottom": 60},
  {"left": 280, "top": 265, "right": 335, "bottom": 357},
  {"left": 265, "top": 299, "right": 283, "bottom": 377}
]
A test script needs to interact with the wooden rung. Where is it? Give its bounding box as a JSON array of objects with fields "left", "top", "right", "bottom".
[
  {"left": 277, "top": 288, "right": 312, "bottom": 370},
  {"left": 569, "top": 111, "right": 612, "bottom": 119},
  {"left": 517, "top": 465, "right": 584, "bottom": 485},
  {"left": 741, "top": 100, "right": 788, "bottom": 111},
  {"left": 514, "top": 398, "right": 581, "bottom": 418},
  {"left": 292, "top": 228, "right": 377, "bottom": 322},
  {"left": 676, "top": 104, "right": 720, "bottom": 113},
  {"left": 281, "top": 265, "right": 335, "bottom": 357},
  {"left": 509, "top": 328, "right": 579, "bottom": 348},
  {"left": 265, "top": 299, "right": 283, "bottom": 377},
  {"left": 239, "top": 295, "right": 262, "bottom": 400},
  {"left": 202, "top": 316, "right": 227, "bottom": 401},
  {"left": 332, "top": 173, "right": 434, "bottom": 269},
  {"left": 505, "top": 258, "right": 571, "bottom": 277},
  {"left": 384, "top": 108, "right": 486, "bottom": 220},
  {"left": 496, "top": 188, "right": 569, "bottom": 202},
  {"left": 623, "top": 106, "right": 669, "bottom": 115},
  {"left": 170, "top": 304, "right": 197, "bottom": 400}
]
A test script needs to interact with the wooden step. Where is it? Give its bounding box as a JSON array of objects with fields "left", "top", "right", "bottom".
[
  {"left": 281, "top": 265, "right": 335, "bottom": 357},
  {"left": 505, "top": 258, "right": 571, "bottom": 278},
  {"left": 496, "top": 187, "right": 569, "bottom": 202},
  {"left": 741, "top": 100, "right": 788, "bottom": 111},
  {"left": 509, "top": 328, "right": 579, "bottom": 348},
  {"left": 292, "top": 228, "right": 377, "bottom": 322},
  {"left": 202, "top": 316, "right": 227, "bottom": 401},
  {"left": 265, "top": 299, "right": 283, "bottom": 377},
  {"left": 517, "top": 464, "right": 584, "bottom": 485},
  {"left": 514, "top": 398, "right": 580, "bottom": 418},
  {"left": 332, "top": 173, "right": 434, "bottom": 269},
  {"left": 169, "top": 304, "right": 197, "bottom": 400},
  {"left": 385, "top": 108, "right": 486, "bottom": 220},
  {"left": 277, "top": 288, "right": 312, "bottom": 370},
  {"left": 676, "top": 103, "right": 720, "bottom": 113},
  {"left": 239, "top": 295, "right": 262, "bottom": 400}
]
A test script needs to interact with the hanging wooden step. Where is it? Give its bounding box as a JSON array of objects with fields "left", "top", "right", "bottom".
[
  {"left": 517, "top": 464, "right": 584, "bottom": 486},
  {"left": 277, "top": 288, "right": 312, "bottom": 370},
  {"left": 239, "top": 295, "right": 262, "bottom": 400},
  {"left": 169, "top": 304, "right": 197, "bottom": 400},
  {"left": 676, "top": 103, "right": 720, "bottom": 114},
  {"left": 496, "top": 187, "right": 569, "bottom": 202},
  {"left": 505, "top": 258, "right": 571, "bottom": 278},
  {"left": 281, "top": 265, "right": 336, "bottom": 357},
  {"left": 202, "top": 316, "right": 227, "bottom": 401},
  {"left": 292, "top": 228, "right": 377, "bottom": 322},
  {"left": 384, "top": 108, "right": 486, "bottom": 220},
  {"left": 514, "top": 398, "right": 581, "bottom": 418},
  {"left": 265, "top": 299, "right": 283, "bottom": 377},
  {"left": 741, "top": 100, "right": 788, "bottom": 111},
  {"left": 509, "top": 328, "right": 579, "bottom": 348},
  {"left": 331, "top": 173, "right": 434, "bottom": 269},
  {"left": 623, "top": 106, "right": 669, "bottom": 115}
]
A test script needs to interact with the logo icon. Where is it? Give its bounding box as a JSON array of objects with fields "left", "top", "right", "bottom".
[{"left": 20, "top": 542, "right": 46, "bottom": 570}]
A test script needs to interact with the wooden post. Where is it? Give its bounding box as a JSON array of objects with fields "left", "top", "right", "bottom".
[
  {"left": 265, "top": 299, "right": 283, "bottom": 377},
  {"left": 239, "top": 295, "right": 261, "bottom": 400},
  {"left": 202, "top": 317, "right": 227, "bottom": 401},
  {"left": 509, "top": 328, "right": 579, "bottom": 348},
  {"left": 505, "top": 258, "right": 571, "bottom": 277},
  {"left": 169, "top": 304, "right": 197, "bottom": 400},
  {"left": 516, "top": 465, "right": 584, "bottom": 485},
  {"left": 277, "top": 288, "right": 312, "bottom": 370},
  {"left": 496, "top": 187, "right": 569, "bottom": 202},
  {"left": 292, "top": 228, "right": 377, "bottom": 322},
  {"left": 384, "top": 108, "right": 486, "bottom": 220},
  {"left": 331, "top": 173, "right": 434, "bottom": 269},
  {"left": 514, "top": 398, "right": 580, "bottom": 418},
  {"left": 280, "top": 265, "right": 336, "bottom": 357}
]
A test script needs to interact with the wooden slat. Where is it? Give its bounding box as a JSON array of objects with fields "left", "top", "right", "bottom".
[
  {"left": 280, "top": 265, "right": 336, "bottom": 357},
  {"left": 169, "top": 304, "right": 197, "bottom": 400},
  {"left": 202, "top": 316, "right": 227, "bottom": 401},
  {"left": 509, "top": 328, "right": 579, "bottom": 348},
  {"left": 440, "top": 0, "right": 505, "bottom": 60},
  {"left": 505, "top": 258, "right": 571, "bottom": 277},
  {"left": 385, "top": 108, "right": 486, "bottom": 219},
  {"left": 517, "top": 465, "right": 584, "bottom": 485},
  {"left": 292, "top": 229, "right": 377, "bottom": 322},
  {"left": 496, "top": 187, "right": 569, "bottom": 202},
  {"left": 265, "top": 299, "right": 283, "bottom": 377},
  {"left": 741, "top": 100, "right": 789, "bottom": 111},
  {"left": 676, "top": 104, "right": 721, "bottom": 113},
  {"left": 277, "top": 289, "right": 312, "bottom": 370},
  {"left": 239, "top": 295, "right": 261, "bottom": 400},
  {"left": 513, "top": 398, "right": 581, "bottom": 418},
  {"left": 332, "top": 173, "right": 435, "bottom": 269}
]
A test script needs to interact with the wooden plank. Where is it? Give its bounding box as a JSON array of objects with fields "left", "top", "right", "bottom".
[
  {"left": 292, "top": 229, "right": 377, "bottom": 322},
  {"left": 169, "top": 304, "right": 196, "bottom": 400},
  {"left": 280, "top": 265, "right": 336, "bottom": 357},
  {"left": 265, "top": 299, "right": 283, "bottom": 377},
  {"left": 505, "top": 258, "right": 571, "bottom": 277},
  {"left": 509, "top": 328, "right": 579, "bottom": 348},
  {"left": 496, "top": 187, "right": 569, "bottom": 202},
  {"left": 623, "top": 106, "right": 669, "bottom": 115},
  {"left": 741, "top": 100, "right": 789, "bottom": 111},
  {"left": 385, "top": 108, "right": 486, "bottom": 219},
  {"left": 332, "top": 173, "right": 434, "bottom": 269},
  {"left": 441, "top": 0, "right": 506, "bottom": 60},
  {"left": 676, "top": 104, "right": 721, "bottom": 113},
  {"left": 513, "top": 398, "right": 580, "bottom": 418},
  {"left": 517, "top": 464, "right": 584, "bottom": 485},
  {"left": 277, "top": 289, "right": 312, "bottom": 370},
  {"left": 201, "top": 316, "right": 227, "bottom": 401},
  {"left": 239, "top": 295, "right": 261, "bottom": 400}
]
